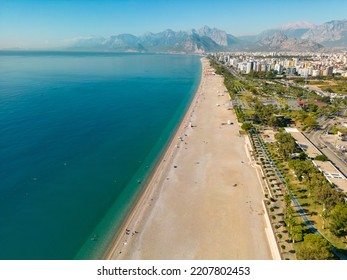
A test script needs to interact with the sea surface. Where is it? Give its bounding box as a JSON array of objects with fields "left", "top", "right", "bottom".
[{"left": 0, "top": 51, "right": 201, "bottom": 259}]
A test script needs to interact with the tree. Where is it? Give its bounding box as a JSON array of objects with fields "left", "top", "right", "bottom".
[
  {"left": 303, "top": 116, "right": 319, "bottom": 129},
  {"left": 320, "top": 96, "right": 331, "bottom": 104},
  {"left": 284, "top": 194, "right": 292, "bottom": 208},
  {"left": 292, "top": 224, "right": 305, "bottom": 242},
  {"left": 252, "top": 101, "right": 278, "bottom": 125},
  {"left": 305, "top": 172, "right": 326, "bottom": 197},
  {"left": 275, "top": 133, "right": 297, "bottom": 159},
  {"left": 316, "top": 185, "right": 345, "bottom": 213},
  {"left": 314, "top": 155, "right": 329, "bottom": 161},
  {"left": 268, "top": 115, "right": 281, "bottom": 128},
  {"left": 288, "top": 159, "right": 315, "bottom": 182},
  {"left": 241, "top": 122, "right": 253, "bottom": 131},
  {"left": 303, "top": 104, "right": 318, "bottom": 113},
  {"left": 266, "top": 71, "right": 275, "bottom": 79},
  {"left": 284, "top": 207, "right": 296, "bottom": 242},
  {"left": 298, "top": 152, "right": 307, "bottom": 161},
  {"left": 329, "top": 203, "right": 347, "bottom": 237},
  {"left": 296, "top": 234, "right": 333, "bottom": 260}
]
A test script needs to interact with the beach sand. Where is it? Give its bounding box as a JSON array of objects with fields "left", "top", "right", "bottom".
[{"left": 106, "top": 57, "right": 273, "bottom": 260}]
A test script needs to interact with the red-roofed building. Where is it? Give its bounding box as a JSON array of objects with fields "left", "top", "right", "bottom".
[{"left": 297, "top": 100, "right": 309, "bottom": 106}]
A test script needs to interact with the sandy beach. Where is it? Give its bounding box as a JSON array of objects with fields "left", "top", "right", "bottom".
[{"left": 106, "top": 57, "right": 273, "bottom": 260}]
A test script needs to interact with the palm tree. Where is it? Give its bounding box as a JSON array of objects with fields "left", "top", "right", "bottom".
[{"left": 284, "top": 193, "right": 292, "bottom": 208}]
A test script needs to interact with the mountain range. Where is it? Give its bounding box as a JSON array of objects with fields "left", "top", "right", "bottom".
[{"left": 67, "top": 19, "right": 347, "bottom": 53}]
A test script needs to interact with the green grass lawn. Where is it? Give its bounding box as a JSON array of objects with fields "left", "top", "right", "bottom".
[
  {"left": 321, "top": 84, "right": 347, "bottom": 95},
  {"left": 265, "top": 142, "right": 347, "bottom": 251}
]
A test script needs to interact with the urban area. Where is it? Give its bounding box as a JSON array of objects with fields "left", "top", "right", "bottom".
[{"left": 209, "top": 51, "right": 347, "bottom": 260}]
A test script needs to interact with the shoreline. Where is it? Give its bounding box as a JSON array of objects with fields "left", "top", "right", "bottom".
[
  {"left": 103, "top": 57, "right": 206, "bottom": 259},
  {"left": 106, "top": 57, "right": 272, "bottom": 259}
]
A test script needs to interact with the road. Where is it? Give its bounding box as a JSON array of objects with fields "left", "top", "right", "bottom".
[
  {"left": 306, "top": 125, "right": 347, "bottom": 178},
  {"left": 211, "top": 58, "right": 244, "bottom": 81}
]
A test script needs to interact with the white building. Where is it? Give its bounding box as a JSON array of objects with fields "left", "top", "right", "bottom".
[
  {"left": 274, "top": 63, "right": 283, "bottom": 74},
  {"left": 246, "top": 62, "right": 254, "bottom": 74},
  {"left": 312, "top": 69, "right": 321, "bottom": 77}
]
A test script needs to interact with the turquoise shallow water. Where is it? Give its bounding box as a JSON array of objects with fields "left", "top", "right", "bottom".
[{"left": 0, "top": 51, "right": 201, "bottom": 259}]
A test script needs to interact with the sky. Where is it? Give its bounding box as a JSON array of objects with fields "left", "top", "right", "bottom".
[{"left": 1, "top": 0, "right": 347, "bottom": 49}]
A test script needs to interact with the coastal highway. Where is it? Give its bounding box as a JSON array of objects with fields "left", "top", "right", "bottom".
[
  {"left": 228, "top": 65, "right": 244, "bottom": 81},
  {"left": 211, "top": 58, "right": 244, "bottom": 81},
  {"left": 306, "top": 126, "right": 347, "bottom": 177}
]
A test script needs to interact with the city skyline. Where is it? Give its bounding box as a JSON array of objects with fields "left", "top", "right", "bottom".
[{"left": 1, "top": 0, "right": 347, "bottom": 49}]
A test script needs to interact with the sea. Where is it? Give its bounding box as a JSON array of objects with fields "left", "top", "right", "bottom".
[{"left": 0, "top": 51, "right": 201, "bottom": 259}]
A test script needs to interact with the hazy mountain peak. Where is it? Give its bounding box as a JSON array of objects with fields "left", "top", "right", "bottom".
[
  {"left": 66, "top": 36, "right": 106, "bottom": 48},
  {"left": 279, "top": 21, "right": 316, "bottom": 30},
  {"left": 259, "top": 31, "right": 323, "bottom": 51},
  {"left": 198, "top": 25, "right": 228, "bottom": 46},
  {"left": 260, "top": 32, "right": 288, "bottom": 46},
  {"left": 66, "top": 19, "right": 347, "bottom": 53},
  {"left": 198, "top": 25, "right": 224, "bottom": 34},
  {"left": 68, "top": 35, "right": 104, "bottom": 42},
  {"left": 163, "top": 28, "right": 175, "bottom": 34},
  {"left": 187, "top": 28, "right": 198, "bottom": 35},
  {"left": 199, "top": 25, "right": 213, "bottom": 32},
  {"left": 142, "top": 31, "right": 154, "bottom": 36},
  {"left": 301, "top": 19, "right": 347, "bottom": 43}
]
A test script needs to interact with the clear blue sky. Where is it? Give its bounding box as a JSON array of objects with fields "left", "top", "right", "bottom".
[{"left": 1, "top": 0, "right": 347, "bottom": 48}]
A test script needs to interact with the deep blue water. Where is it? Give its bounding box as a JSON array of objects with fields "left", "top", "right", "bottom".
[{"left": 0, "top": 51, "right": 201, "bottom": 259}]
